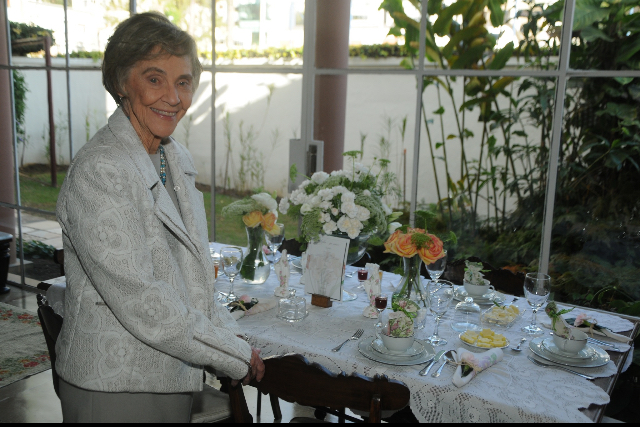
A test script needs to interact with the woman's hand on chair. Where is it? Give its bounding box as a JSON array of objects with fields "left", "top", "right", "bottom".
[{"left": 232, "top": 347, "right": 265, "bottom": 386}]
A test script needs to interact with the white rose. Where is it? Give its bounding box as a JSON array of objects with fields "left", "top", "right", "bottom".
[
  {"left": 311, "top": 171, "right": 329, "bottom": 184},
  {"left": 337, "top": 216, "right": 363, "bottom": 238},
  {"left": 278, "top": 197, "right": 290, "bottom": 214},
  {"left": 388, "top": 222, "right": 402, "bottom": 234},
  {"left": 381, "top": 202, "right": 393, "bottom": 216},
  {"left": 332, "top": 185, "right": 347, "bottom": 194},
  {"left": 323, "top": 220, "right": 338, "bottom": 234},
  {"left": 318, "top": 188, "right": 333, "bottom": 201},
  {"left": 355, "top": 206, "right": 370, "bottom": 222},
  {"left": 311, "top": 195, "right": 322, "bottom": 206},
  {"left": 300, "top": 203, "right": 312, "bottom": 214},
  {"left": 363, "top": 189, "right": 371, "bottom": 197},
  {"left": 330, "top": 170, "right": 345, "bottom": 177},
  {"left": 290, "top": 189, "right": 306, "bottom": 205},
  {"left": 319, "top": 201, "right": 331, "bottom": 210},
  {"left": 341, "top": 201, "right": 359, "bottom": 219},
  {"left": 252, "top": 192, "right": 277, "bottom": 212},
  {"left": 299, "top": 179, "right": 311, "bottom": 189},
  {"left": 331, "top": 207, "right": 339, "bottom": 216},
  {"left": 341, "top": 192, "right": 356, "bottom": 204}
]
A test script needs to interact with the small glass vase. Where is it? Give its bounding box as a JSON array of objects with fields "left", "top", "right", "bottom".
[
  {"left": 392, "top": 254, "right": 428, "bottom": 329},
  {"left": 240, "top": 225, "right": 270, "bottom": 285}
]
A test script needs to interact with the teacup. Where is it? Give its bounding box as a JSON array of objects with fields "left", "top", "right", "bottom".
[
  {"left": 463, "top": 279, "right": 494, "bottom": 297},
  {"left": 552, "top": 329, "right": 588, "bottom": 354},
  {"left": 379, "top": 331, "right": 415, "bottom": 353}
]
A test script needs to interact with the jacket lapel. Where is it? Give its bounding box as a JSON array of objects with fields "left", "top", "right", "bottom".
[{"left": 106, "top": 108, "right": 201, "bottom": 259}]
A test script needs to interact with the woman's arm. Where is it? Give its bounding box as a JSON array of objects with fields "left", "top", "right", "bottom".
[{"left": 60, "top": 148, "right": 252, "bottom": 380}]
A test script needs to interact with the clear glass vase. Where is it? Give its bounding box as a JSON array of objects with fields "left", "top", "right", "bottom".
[
  {"left": 392, "top": 255, "right": 429, "bottom": 329},
  {"left": 240, "top": 225, "right": 270, "bottom": 285}
]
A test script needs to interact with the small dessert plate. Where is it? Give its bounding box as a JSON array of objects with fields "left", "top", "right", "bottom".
[{"left": 371, "top": 338, "right": 425, "bottom": 358}]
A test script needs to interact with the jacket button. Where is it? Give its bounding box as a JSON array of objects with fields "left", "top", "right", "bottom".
[{"left": 174, "top": 186, "right": 180, "bottom": 191}]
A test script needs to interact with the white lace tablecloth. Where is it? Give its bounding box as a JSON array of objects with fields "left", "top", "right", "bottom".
[{"left": 44, "top": 243, "right": 636, "bottom": 423}]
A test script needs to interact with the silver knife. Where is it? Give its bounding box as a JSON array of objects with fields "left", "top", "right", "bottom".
[{"left": 420, "top": 350, "right": 445, "bottom": 376}]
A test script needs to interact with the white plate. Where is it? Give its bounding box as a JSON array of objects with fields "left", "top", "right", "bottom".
[
  {"left": 358, "top": 338, "right": 436, "bottom": 366},
  {"left": 540, "top": 338, "right": 595, "bottom": 360},
  {"left": 528, "top": 337, "right": 610, "bottom": 368},
  {"left": 458, "top": 332, "right": 510, "bottom": 350},
  {"left": 370, "top": 338, "right": 426, "bottom": 358},
  {"left": 290, "top": 257, "right": 302, "bottom": 270},
  {"left": 454, "top": 287, "right": 505, "bottom": 305}
]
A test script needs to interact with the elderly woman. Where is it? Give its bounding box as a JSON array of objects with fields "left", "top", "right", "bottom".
[{"left": 55, "top": 12, "right": 263, "bottom": 423}]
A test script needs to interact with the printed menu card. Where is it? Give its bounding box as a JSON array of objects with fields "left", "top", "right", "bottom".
[{"left": 303, "top": 235, "right": 349, "bottom": 301}]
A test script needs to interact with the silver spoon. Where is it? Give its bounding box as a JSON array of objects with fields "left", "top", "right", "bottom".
[
  {"left": 432, "top": 350, "right": 457, "bottom": 378},
  {"left": 511, "top": 337, "right": 527, "bottom": 351}
]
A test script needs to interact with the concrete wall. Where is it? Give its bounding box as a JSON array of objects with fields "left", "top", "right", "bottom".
[{"left": 15, "top": 56, "right": 534, "bottom": 213}]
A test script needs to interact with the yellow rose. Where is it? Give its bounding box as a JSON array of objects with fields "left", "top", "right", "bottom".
[
  {"left": 261, "top": 212, "right": 280, "bottom": 234},
  {"left": 384, "top": 230, "right": 402, "bottom": 254},
  {"left": 242, "top": 211, "right": 263, "bottom": 228}
]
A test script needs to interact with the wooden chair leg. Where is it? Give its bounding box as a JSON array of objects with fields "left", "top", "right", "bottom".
[
  {"left": 226, "top": 380, "right": 253, "bottom": 423},
  {"left": 257, "top": 390, "right": 262, "bottom": 416},
  {"left": 270, "top": 394, "right": 282, "bottom": 420}
]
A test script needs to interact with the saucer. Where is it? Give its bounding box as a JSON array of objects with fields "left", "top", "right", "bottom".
[
  {"left": 358, "top": 338, "right": 436, "bottom": 366},
  {"left": 371, "top": 338, "right": 425, "bottom": 358},
  {"left": 541, "top": 338, "right": 595, "bottom": 360},
  {"left": 528, "top": 337, "right": 610, "bottom": 368},
  {"left": 454, "top": 287, "right": 505, "bottom": 305}
]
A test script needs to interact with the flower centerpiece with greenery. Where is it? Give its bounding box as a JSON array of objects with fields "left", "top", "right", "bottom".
[
  {"left": 221, "top": 192, "right": 280, "bottom": 283},
  {"left": 280, "top": 151, "right": 400, "bottom": 248}
]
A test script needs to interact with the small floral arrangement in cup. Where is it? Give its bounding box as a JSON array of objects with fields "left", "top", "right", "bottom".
[
  {"left": 464, "top": 260, "right": 489, "bottom": 285},
  {"left": 387, "top": 311, "right": 415, "bottom": 337},
  {"left": 228, "top": 295, "right": 259, "bottom": 313},
  {"left": 279, "top": 151, "right": 400, "bottom": 243},
  {"left": 221, "top": 192, "right": 280, "bottom": 235},
  {"left": 383, "top": 226, "right": 445, "bottom": 264},
  {"left": 544, "top": 301, "right": 575, "bottom": 338}
]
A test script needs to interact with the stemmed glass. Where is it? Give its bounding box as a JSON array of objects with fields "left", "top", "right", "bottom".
[
  {"left": 426, "top": 280, "right": 454, "bottom": 346},
  {"left": 265, "top": 223, "right": 285, "bottom": 269},
  {"left": 373, "top": 293, "right": 388, "bottom": 329},
  {"left": 219, "top": 246, "right": 243, "bottom": 303},
  {"left": 426, "top": 249, "right": 448, "bottom": 283},
  {"left": 521, "top": 272, "right": 551, "bottom": 335}
]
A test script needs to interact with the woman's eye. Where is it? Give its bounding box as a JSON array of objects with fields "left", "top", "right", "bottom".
[{"left": 149, "top": 78, "right": 158, "bottom": 84}]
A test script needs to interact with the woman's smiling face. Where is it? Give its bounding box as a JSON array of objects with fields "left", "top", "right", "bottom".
[{"left": 121, "top": 51, "right": 194, "bottom": 151}]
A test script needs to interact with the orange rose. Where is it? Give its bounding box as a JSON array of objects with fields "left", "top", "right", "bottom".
[
  {"left": 418, "top": 234, "right": 444, "bottom": 265},
  {"left": 242, "top": 211, "right": 263, "bottom": 228},
  {"left": 395, "top": 232, "right": 418, "bottom": 257},
  {"left": 383, "top": 230, "right": 402, "bottom": 254},
  {"left": 261, "top": 212, "right": 280, "bottom": 234}
]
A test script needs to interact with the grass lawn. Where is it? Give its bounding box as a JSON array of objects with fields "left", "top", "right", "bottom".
[{"left": 20, "top": 168, "right": 299, "bottom": 247}]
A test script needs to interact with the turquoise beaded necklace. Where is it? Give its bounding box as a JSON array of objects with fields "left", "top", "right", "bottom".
[{"left": 158, "top": 145, "right": 167, "bottom": 187}]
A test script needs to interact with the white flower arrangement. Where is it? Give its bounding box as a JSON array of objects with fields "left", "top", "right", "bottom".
[{"left": 282, "top": 152, "right": 399, "bottom": 243}]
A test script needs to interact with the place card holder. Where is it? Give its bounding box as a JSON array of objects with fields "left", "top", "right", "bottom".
[{"left": 311, "top": 294, "right": 332, "bottom": 308}]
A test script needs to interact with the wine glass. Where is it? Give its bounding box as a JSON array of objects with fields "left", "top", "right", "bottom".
[
  {"left": 521, "top": 272, "right": 551, "bottom": 335},
  {"left": 356, "top": 268, "right": 368, "bottom": 290},
  {"left": 373, "top": 293, "right": 388, "bottom": 329},
  {"left": 265, "top": 223, "right": 285, "bottom": 269},
  {"left": 426, "top": 249, "right": 447, "bottom": 283},
  {"left": 426, "top": 280, "right": 454, "bottom": 346},
  {"left": 219, "top": 246, "right": 243, "bottom": 303}
]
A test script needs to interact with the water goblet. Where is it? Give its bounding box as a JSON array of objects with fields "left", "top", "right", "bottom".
[
  {"left": 265, "top": 223, "right": 285, "bottom": 269},
  {"left": 219, "top": 246, "right": 243, "bottom": 303},
  {"left": 426, "top": 280, "right": 454, "bottom": 346},
  {"left": 521, "top": 272, "right": 551, "bottom": 335},
  {"left": 373, "top": 293, "right": 388, "bottom": 329},
  {"left": 426, "top": 249, "right": 447, "bottom": 283}
]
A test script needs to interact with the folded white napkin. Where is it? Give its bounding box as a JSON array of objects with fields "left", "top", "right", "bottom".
[
  {"left": 362, "top": 266, "right": 382, "bottom": 318},
  {"left": 232, "top": 298, "right": 278, "bottom": 320},
  {"left": 274, "top": 249, "right": 290, "bottom": 297},
  {"left": 452, "top": 347, "right": 503, "bottom": 388}
]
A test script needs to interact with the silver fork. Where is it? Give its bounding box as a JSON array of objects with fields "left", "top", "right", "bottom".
[
  {"left": 527, "top": 356, "right": 595, "bottom": 380},
  {"left": 332, "top": 329, "right": 364, "bottom": 352}
]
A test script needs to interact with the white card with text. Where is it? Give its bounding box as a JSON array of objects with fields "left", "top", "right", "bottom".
[{"left": 303, "top": 235, "right": 349, "bottom": 301}]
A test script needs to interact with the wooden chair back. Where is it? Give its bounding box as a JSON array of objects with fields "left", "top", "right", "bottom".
[
  {"left": 249, "top": 354, "right": 410, "bottom": 423},
  {"left": 36, "top": 293, "right": 63, "bottom": 398}
]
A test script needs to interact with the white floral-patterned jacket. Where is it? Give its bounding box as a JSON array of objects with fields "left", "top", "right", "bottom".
[{"left": 55, "top": 108, "right": 251, "bottom": 393}]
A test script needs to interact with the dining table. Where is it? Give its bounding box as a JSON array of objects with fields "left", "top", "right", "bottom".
[{"left": 40, "top": 241, "right": 639, "bottom": 423}]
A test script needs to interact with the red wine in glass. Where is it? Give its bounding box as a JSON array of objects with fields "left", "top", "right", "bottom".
[
  {"left": 357, "top": 269, "right": 368, "bottom": 281},
  {"left": 374, "top": 295, "right": 388, "bottom": 310}
]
